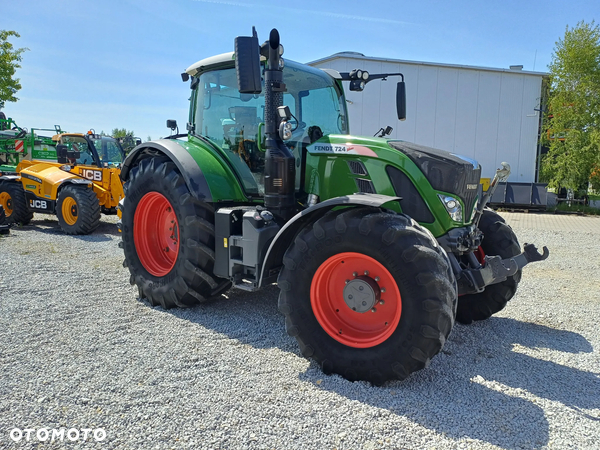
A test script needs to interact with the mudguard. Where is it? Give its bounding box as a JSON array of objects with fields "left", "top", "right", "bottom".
[
  {"left": 258, "top": 193, "right": 401, "bottom": 287},
  {"left": 121, "top": 139, "right": 213, "bottom": 202}
]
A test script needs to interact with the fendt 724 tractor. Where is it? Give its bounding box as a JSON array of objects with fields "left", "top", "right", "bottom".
[
  {"left": 0, "top": 125, "right": 126, "bottom": 235},
  {"left": 120, "top": 28, "right": 548, "bottom": 384}
]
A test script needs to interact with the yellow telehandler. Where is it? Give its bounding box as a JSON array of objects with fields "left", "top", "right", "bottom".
[{"left": 0, "top": 131, "right": 125, "bottom": 234}]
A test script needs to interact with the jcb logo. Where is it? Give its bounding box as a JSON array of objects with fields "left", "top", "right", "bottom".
[
  {"left": 30, "top": 200, "right": 48, "bottom": 209},
  {"left": 80, "top": 169, "right": 102, "bottom": 181}
]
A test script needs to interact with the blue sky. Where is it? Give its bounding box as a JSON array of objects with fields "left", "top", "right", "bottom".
[{"left": 3, "top": 0, "right": 599, "bottom": 141}]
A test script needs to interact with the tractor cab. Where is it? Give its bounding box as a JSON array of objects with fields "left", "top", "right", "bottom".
[{"left": 191, "top": 56, "right": 348, "bottom": 195}]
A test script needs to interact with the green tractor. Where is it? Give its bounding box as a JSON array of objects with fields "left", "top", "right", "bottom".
[{"left": 120, "top": 28, "right": 548, "bottom": 384}]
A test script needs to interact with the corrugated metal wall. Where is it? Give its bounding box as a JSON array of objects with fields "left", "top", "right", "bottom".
[{"left": 309, "top": 56, "right": 544, "bottom": 182}]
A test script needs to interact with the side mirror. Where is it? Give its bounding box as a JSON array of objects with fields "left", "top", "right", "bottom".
[
  {"left": 235, "top": 30, "right": 262, "bottom": 94},
  {"left": 56, "top": 144, "right": 68, "bottom": 163},
  {"left": 166, "top": 119, "right": 177, "bottom": 130},
  {"left": 396, "top": 81, "right": 406, "bottom": 121}
]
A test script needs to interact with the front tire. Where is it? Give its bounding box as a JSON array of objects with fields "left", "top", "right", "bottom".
[
  {"left": 0, "top": 181, "right": 33, "bottom": 225},
  {"left": 456, "top": 210, "right": 522, "bottom": 324},
  {"left": 56, "top": 185, "right": 101, "bottom": 235},
  {"left": 278, "top": 208, "right": 457, "bottom": 384},
  {"left": 121, "top": 157, "right": 230, "bottom": 309}
]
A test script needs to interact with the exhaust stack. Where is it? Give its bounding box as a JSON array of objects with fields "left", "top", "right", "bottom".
[{"left": 235, "top": 28, "right": 296, "bottom": 220}]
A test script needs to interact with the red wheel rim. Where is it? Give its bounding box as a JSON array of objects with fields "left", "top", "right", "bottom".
[
  {"left": 134, "top": 192, "right": 180, "bottom": 277},
  {"left": 310, "top": 252, "right": 402, "bottom": 348}
]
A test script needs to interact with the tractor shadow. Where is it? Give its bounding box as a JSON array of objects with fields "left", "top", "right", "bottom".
[
  {"left": 304, "top": 318, "right": 598, "bottom": 448},
  {"left": 12, "top": 215, "right": 120, "bottom": 241},
  {"left": 167, "top": 288, "right": 598, "bottom": 449}
]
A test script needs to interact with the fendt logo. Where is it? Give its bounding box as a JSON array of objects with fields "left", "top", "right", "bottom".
[
  {"left": 79, "top": 169, "right": 102, "bottom": 181},
  {"left": 30, "top": 199, "right": 48, "bottom": 209}
]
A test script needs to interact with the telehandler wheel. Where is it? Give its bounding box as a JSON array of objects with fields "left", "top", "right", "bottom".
[
  {"left": 278, "top": 208, "right": 457, "bottom": 384},
  {"left": 56, "top": 185, "right": 101, "bottom": 235},
  {"left": 0, "top": 182, "right": 33, "bottom": 225},
  {"left": 0, "top": 205, "right": 9, "bottom": 234},
  {"left": 121, "top": 157, "right": 231, "bottom": 309},
  {"left": 456, "top": 209, "right": 522, "bottom": 324}
]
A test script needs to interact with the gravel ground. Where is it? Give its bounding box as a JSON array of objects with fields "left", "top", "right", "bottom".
[{"left": 0, "top": 212, "right": 599, "bottom": 450}]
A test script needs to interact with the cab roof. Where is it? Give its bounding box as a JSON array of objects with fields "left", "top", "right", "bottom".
[
  {"left": 185, "top": 52, "right": 236, "bottom": 76},
  {"left": 184, "top": 51, "right": 341, "bottom": 80}
]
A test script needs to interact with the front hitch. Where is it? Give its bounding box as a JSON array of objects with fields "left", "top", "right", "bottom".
[{"left": 456, "top": 243, "right": 549, "bottom": 295}]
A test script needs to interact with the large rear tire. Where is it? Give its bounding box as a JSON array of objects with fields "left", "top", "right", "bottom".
[
  {"left": 278, "top": 208, "right": 457, "bottom": 384},
  {"left": 456, "top": 209, "right": 522, "bottom": 324},
  {"left": 121, "top": 157, "right": 231, "bottom": 309},
  {"left": 0, "top": 181, "right": 33, "bottom": 225},
  {"left": 56, "top": 185, "right": 101, "bottom": 235}
]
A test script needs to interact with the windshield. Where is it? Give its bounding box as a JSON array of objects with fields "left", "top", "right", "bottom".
[
  {"left": 60, "top": 135, "right": 97, "bottom": 166},
  {"left": 194, "top": 60, "right": 348, "bottom": 194},
  {"left": 91, "top": 137, "right": 124, "bottom": 166}
]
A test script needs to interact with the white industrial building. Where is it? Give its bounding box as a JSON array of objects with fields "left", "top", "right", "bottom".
[{"left": 309, "top": 53, "right": 548, "bottom": 183}]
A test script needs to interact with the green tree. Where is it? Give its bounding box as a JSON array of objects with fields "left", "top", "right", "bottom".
[
  {"left": 0, "top": 30, "right": 28, "bottom": 108},
  {"left": 111, "top": 128, "right": 134, "bottom": 139},
  {"left": 111, "top": 128, "right": 137, "bottom": 154},
  {"left": 542, "top": 21, "right": 600, "bottom": 192}
]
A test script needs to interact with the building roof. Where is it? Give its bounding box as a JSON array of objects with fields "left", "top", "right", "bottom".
[{"left": 308, "top": 52, "right": 548, "bottom": 77}]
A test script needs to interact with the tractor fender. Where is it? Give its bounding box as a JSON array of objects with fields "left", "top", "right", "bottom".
[
  {"left": 258, "top": 193, "right": 401, "bottom": 287},
  {"left": 121, "top": 139, "right": 212, "bottom": 202}
]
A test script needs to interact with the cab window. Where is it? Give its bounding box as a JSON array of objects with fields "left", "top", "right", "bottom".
[{"left": 61, "top": 136, "right": 96, "bottom": 166}]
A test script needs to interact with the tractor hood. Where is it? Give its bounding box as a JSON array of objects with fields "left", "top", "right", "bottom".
[{"left": 387, "top": 140, "right": 481, "bottom": 222}]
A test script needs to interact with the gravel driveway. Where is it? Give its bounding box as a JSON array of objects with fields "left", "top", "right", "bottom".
[{"left": 1, "top": 212, "right": 599, "bottom": 449}]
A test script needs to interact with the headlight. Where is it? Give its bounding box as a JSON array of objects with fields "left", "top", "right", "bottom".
[
  {"left": 362, "top": 71, "right": 369, "bottom": 80},
  {"left": 438, "top": 194, "right": 463, "bottom": 222}
]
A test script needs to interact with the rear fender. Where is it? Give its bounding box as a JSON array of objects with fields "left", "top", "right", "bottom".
[
  {"left": 121, "top": 139, "right": 213, "bottom": 202},
  {"left": 258, "top": 193, "right": 400, "bottom": 287}
]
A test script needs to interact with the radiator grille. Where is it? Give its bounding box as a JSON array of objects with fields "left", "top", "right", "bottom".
[
  {"left": 347, "top": 160, "right": 368, "bottom": 176},
  {"left": 355, "top": 178, "right": 376, "bottom": 194}
]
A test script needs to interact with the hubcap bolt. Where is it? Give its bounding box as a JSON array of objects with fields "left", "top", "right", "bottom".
[
  {"left": 364, "top": 270, "right": 369, "bottom": 276},
  {"left": 379, "top": 300, "right": 385, "bottom": 305},
  {"left": 345, "top": 280, "right": 350, "bottom": 284},
  {"left": 381, "top": 288, "right": 386, "bottom": 293},
  {"left": 375, "top": 276, "right": 380, "bottom": 282},
  {"left": 371, "top": 308, "right": 377, "bottom": 313},
  {"left": 352, "top": 272, "right": 358, "bottom": 277}
]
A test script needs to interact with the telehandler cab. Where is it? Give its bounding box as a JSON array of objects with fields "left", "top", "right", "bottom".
[
  {"left": 119, "top": 28, "right": 548, "bottom": 383},
  {"left": 0, "top": 126, "right": 126, "bottom": 235}
]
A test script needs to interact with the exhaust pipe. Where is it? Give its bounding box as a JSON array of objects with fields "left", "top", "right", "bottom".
[
  {"left": 262, "top": 29, "right": 296, "bottom": 220},
  {"left": 235, "top": 27, "right": 296, "bottom": 220}
]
